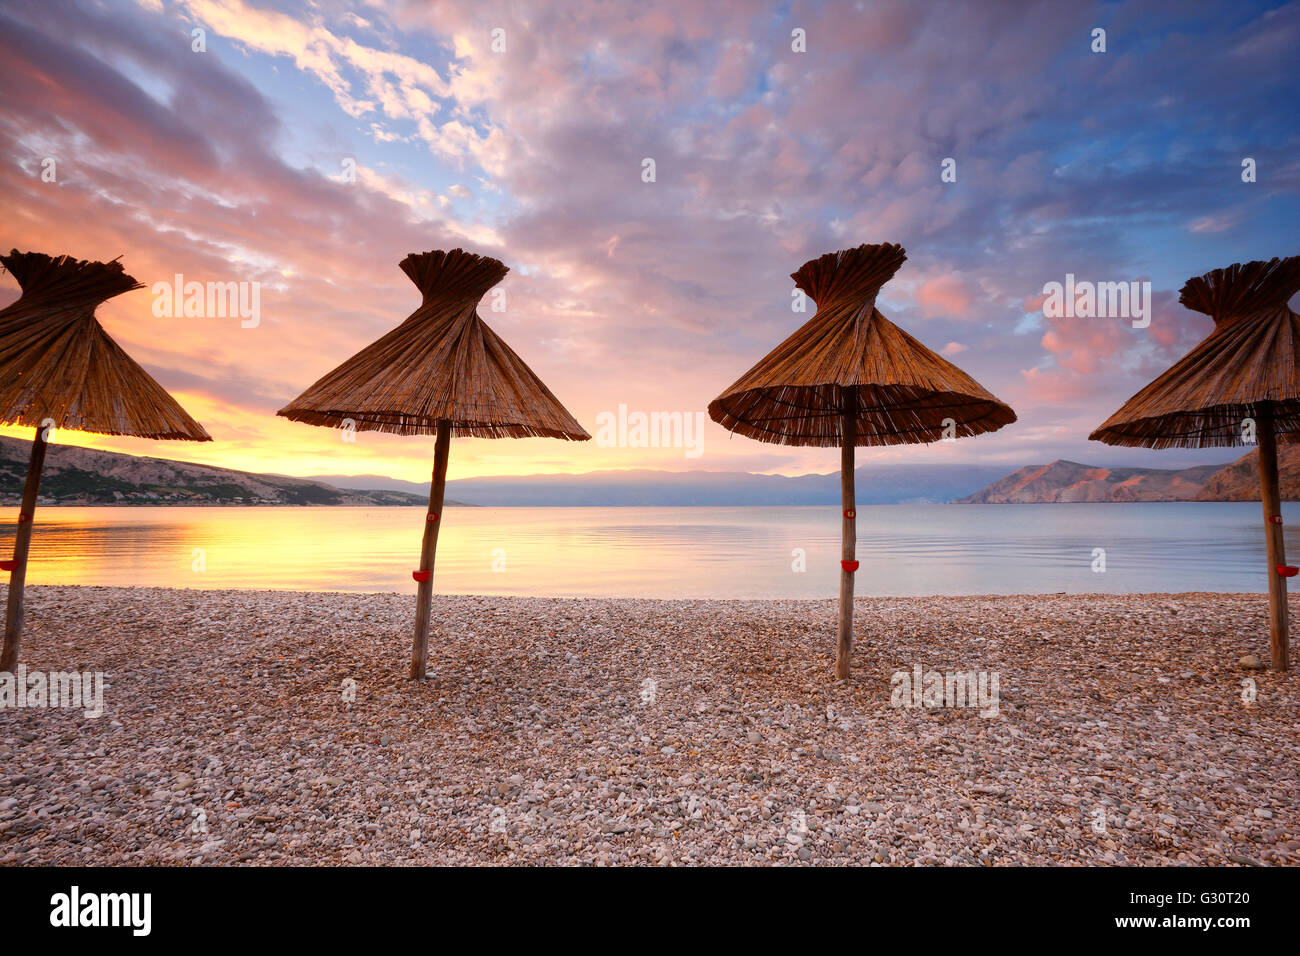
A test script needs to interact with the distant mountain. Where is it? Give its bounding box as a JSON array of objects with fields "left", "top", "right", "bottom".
[
  {"left": 0, "top": 436, "right": 469, "bottom": 507},
  {"left": 304, "top": 473, "right": 430, "bottom": 495},
  {"left": 18, "top": 435, "right": 1298, "bottom": 509},
  {"left": 1194, "top": 444, "right": 1300, "bottom": 501},
  {"left": 309, "top": 464, "right": 1010, "bottom": 506},
  {"left": 957, "top": 459, "right": 1224, "bottom": 503},
  {"left": 958, "top": 448, "right": 1300, "bottom": 503}
]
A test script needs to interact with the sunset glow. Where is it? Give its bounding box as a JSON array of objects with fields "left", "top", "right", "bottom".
[{"left": 2, "top": 0, "right": 1297, "bottom": 482}]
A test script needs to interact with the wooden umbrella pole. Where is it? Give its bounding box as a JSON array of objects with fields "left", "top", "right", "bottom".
[
  {"left": 835, "top": 392, "right": 857, "bottom": 679},
  {"left": 409, "top": 420, "right": 452, "bottom": 680},
  {"left": 1, "top": 426, "right": 50, "bottom": 672},
  {"left": 1258, "top": 405, "right": 1290, "bottom": 671}
]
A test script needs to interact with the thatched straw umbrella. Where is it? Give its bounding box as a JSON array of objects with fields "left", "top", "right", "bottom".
[
  {"left": 709, "top": 243, "right": 1016, "bottom": 678},
  {"left": 278, "top": 248, "right": 590, "bottom": 679},
  {"left": 1092, "top": 256, "right": 1300, "bottom": 671},
  {"left": 0, "top": 250, "right": 211, "bottom": 669}
]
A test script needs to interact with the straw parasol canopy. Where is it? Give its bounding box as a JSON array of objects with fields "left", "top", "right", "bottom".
[
  {"left": 0, "top": 250, "right": 211, "bottom": 669},
  {"left": 1092, "top": 255, "right": 1300, "bottom": 670},
  {"left": 278, "top": 248, "right": 589, "bottom": 678},
  {"left": 709, "top": 243, "right": 1015, "bottom": 447},
  {"left": 710, "top": 242, "right": 1016, "bottom": 678},
  {"left": 0, "top": 251, "right": 211, "bottom": 441},
  {"left": 1091, "top": 257, "right": 1300, "bottom": 448},
  {"left": 278, "top": 249, "right": 587, "bottom": 440}
]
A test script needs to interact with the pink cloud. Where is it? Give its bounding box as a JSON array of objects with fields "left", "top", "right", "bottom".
[
  {"left": 1039, "top": 322, "right": 1126, "bottom": 375},
  {"left": 0, "top": 0, "right": 1284, "bottom": 480},
  {"left": 914, "top": 274, "right": 974, "bottom": 319},
  {"left": 1016, "top": 367, "right": 1099, "bottom": 404}
]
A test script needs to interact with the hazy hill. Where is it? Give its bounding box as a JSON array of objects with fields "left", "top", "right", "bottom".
[
  {"left": 0, "top": 436, "right": 1007, "bottom": 507},
  {"left": 0, "top": 436, "right": 458, "bottom": 506},
  {"left": 33, "top": 436, "right": 1296, "bottom": 509},
  {"left": 309, "top": 464, "right": 1011, "bottom": 506}
]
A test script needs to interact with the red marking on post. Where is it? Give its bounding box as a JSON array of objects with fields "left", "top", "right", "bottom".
[
  {"left": 0, "top": 560, "right": 15, "bottom": 572},
  {"left": 841, "top": 560, "right": 859, "bottom": 573},
  {"left": 412, "top": 570, "right": 431, "bottom": 582},
  {"left": 844, "top": 509, "right": 856, "bottom": 519},
  {"left": 1270, "top": 514, "right": 1284, "bottom": 525},
  {"left": 1277, "top": 565, "right": 1298, "bottom": 578},
  {"left": 17, "top": 513, "right": 30, "bottom": 523},
  {"left": 427, "top": 513, "right": 439, "bottom": 522}
]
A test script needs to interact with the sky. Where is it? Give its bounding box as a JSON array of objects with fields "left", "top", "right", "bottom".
[{"left": 1, "top": 0, "right": 1297, "bottom": 483}]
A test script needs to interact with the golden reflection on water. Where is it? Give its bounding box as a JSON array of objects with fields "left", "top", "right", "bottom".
[
  {"left": 2, "top": 506, "right": 802, "bottom": 597},
  {"left": 0, "top": 503, "right": 1290, "bottom": 598}
]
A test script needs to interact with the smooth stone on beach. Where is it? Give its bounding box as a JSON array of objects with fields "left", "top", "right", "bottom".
[{"left": 2, "top": 586, "right": 1296, "bottom": 866}]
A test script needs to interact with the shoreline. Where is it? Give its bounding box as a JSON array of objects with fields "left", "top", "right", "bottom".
[
  {"left": 2, "top": 584, "right": 1284, "bottom": 604},
  {"left": 3, "top": 499, "right": 1293, "bottom": 507},
  {"left": 1, "top": 586, "right": 1296, "bottom": 866},
  {"left": 0, "top": 583, "right": 1282, "bottom": 598}
]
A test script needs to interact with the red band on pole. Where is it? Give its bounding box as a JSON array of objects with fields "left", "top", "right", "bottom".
[
  {"left": 1270, "top": 514, "right": 1283, "bottom": 525},
  {"left": 1277, "top": 565, "right": 1298, "bottom": 578},
  {"left": 18, "top": 513, "right": 30, "bottom": 523},
  {"left": 412, "top": 570, "right": 431, "bottom": 582},
  {"left": 841, "top": 560, "right": 859, "bottom": 572},
  {"left": 843, "top": 509, "right": 856, "bottom": 519},
  {"left": 427, "top": 513, "right": 439, "bottom": 522}
]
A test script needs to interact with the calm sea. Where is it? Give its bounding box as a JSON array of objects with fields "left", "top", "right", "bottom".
[{"left": 0, "top": 502, "right": 1293, "bottom": 598}]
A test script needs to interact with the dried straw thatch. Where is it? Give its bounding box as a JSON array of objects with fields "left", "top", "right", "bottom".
[
  {"left": 278, "top": 248, "right": 589, "bottom": 680},
  {"left": 709, "top": 242, "right": 1016, "bottom": 680},
  {"left": 1, "top": 250, "right": 210, "bottom": 671},
  {"left": 1091, "top": 256, "right": 1300, "bottom": 672},
  {"left": 1090, "top": 256, "right": 1300, "bottom": 449},
  {"left": 278, "top": 248, "right": 589, "bottom": 441},
  {"left": 0, "top": 250, "right": 211, "bottom": 441},
  {"left": 708, "top": 243, "right": 1016, "bottom": 446}
]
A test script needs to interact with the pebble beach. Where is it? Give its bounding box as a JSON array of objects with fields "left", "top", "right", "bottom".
[{"left": 1, "top": 585, "right": 1296, "bottom": 866}]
